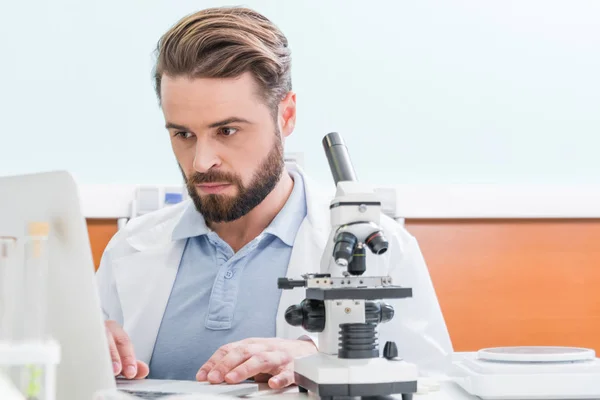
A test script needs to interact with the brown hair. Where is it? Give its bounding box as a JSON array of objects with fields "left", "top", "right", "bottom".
[{"left": 153, "top": 7, "right": 292, "bottom": 113}]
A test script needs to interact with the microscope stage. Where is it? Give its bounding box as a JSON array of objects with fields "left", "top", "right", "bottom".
[{"left": 451, "top": 347, "right": 600, "bottom": 399}]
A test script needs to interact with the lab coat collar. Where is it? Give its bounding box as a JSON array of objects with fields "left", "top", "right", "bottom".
[
  {"left": 125, "top": 210, "right": 184, "bottom": 252},
  {"left": 262, "top": 167, "right": 308, "bottom": 247},
  {"left": 289, "top": 163, "right": 331, "bottom": 236},
  {"left": 170, "top": 201, "right": 210, "bottom": 242}
]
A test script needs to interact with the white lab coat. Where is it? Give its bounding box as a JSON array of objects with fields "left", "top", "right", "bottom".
[{"left": 96, "top": 164, "right": 453, "bottom": 376}]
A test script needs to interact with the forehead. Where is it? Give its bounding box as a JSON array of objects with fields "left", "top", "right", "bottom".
[{"left": 160, "top": 72, "right": 269, "bottom": 124}]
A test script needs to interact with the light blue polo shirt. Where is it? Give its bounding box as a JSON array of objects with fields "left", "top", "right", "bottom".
[{"left": 148, "top": 171, "right": 307, "bottom": 380}]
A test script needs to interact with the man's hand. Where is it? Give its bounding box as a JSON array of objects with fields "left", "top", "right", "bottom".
[
  {"left": 196, "top": 338, "right": 317, "bottom": 389},
  {"left": 105, "top": 320, "right": 149, "bottom": 379}
]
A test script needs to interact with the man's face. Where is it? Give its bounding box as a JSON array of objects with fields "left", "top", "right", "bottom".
[{"left": 161, "top": 72, "right": 295, "bottom": 223}]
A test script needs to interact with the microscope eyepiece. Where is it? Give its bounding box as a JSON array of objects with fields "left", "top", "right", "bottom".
[
  {"left": 322, "top": 132, "right": 358, "bottom": 185},
  {"left": 366, "top": 231, "right": 389, "bottom": 255}
]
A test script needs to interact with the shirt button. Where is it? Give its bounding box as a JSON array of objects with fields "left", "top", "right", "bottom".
[{"left": 225, "top": 270, "right": 234, "bottom": 279}]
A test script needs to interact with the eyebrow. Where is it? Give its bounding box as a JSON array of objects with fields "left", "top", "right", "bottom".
[
  {"left": 207, "top": 117, "right": 252, "bottom": 128},
  {"left": 165, "top": 122, "right": 191, "bottom": 131},
  {"left": 165, "top": 117, "right": 252, "bottom": 131}
]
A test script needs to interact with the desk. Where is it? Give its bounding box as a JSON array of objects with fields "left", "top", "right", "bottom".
[{"left": 245, "top": 381, "right": 478, "bottom": 400}]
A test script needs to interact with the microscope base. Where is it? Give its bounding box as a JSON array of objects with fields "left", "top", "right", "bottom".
[{"left": 294, "top": 353, "right": 418, "bottom": 399}]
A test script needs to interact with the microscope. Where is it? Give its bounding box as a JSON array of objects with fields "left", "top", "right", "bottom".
[{"left": 278, "top": 132, "right": 418, "bottom": 400}]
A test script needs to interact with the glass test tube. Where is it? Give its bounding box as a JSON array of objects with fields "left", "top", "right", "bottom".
[
  {"left": 23, "top": 222, "right": 50, "bottom": 341},
  {"left": 0, "top": 236, "right": 17, "bottom": 341},
  {"left": 21, "top": 222, "right": 51, "bottom": 400}
]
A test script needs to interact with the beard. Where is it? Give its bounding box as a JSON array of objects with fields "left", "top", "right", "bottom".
[{"left": 181, "top": 135, "right": 285, "bottom": 223}]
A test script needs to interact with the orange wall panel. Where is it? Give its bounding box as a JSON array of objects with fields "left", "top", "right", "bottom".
[
  {"left": 406, "top": 219, "right": 600, "bottom": 353},
  {"left": 86, "top": 219, "right": 118, "bottom": 270}
]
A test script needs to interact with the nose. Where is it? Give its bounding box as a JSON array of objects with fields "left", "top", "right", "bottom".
[{"left": 193, "top": 138, "right": 220, "bottom": 173}]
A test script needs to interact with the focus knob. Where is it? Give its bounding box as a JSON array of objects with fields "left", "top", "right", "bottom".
[
  {"left": 381, "top": 303, "right": 395, "bottom": 323},
  {"left": 284, "top": 304, "right": 304, "bottom": 327},
  {"left": 284, "top": 299, "right": 325, "bottom": 332},
  {"left": 383, "top": 341, "right": 399, "bottom": 360},
  {"left": 364, "top": 301, "right": 395, "bottom": 324}
]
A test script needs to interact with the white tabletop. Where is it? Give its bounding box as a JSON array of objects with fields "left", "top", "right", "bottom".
[{"left": 244, "top": 381, "right": 478, "bottom": 400}]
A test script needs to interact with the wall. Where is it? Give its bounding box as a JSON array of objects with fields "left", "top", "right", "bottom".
[
  {"left": 1, "top": 1, "right": 599, "bottom": 186},
  {"left": 409, "top": 219, "right": 600, "bottom": 352}
]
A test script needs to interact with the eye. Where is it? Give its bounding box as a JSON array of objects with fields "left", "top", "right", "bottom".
[
  {"left": 174, "top": 131, "right": 194, "bottom": 139},
  {"left": 218, "top": 127, "right": 238, "bottom": 137}
]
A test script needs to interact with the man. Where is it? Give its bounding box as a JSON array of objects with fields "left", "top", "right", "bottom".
[{"left": 96, "top": 6, "right": 453, "bottom": 390}]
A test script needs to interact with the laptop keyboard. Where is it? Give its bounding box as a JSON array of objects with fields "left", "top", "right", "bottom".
[{"left": 121, "top": 390, "right": 182, "bottom": 399}]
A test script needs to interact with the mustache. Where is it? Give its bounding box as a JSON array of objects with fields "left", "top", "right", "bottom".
[{"left": 188, "top": 170, "right": 239, "bottom": 185}]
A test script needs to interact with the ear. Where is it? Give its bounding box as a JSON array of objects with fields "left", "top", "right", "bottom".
[{"left": 278, "top": 92, "right": 296, "bottom": 139}]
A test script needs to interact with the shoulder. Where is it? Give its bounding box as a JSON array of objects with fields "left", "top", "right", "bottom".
[
  {"left": 121, "top": 199, "right": 189, "bottom": 236},
  {"left": 381, "top": 215, "right": 417, "bottom": 247},
  {"left": 378, "top": 215, "right": 429, "bottom": 281}
]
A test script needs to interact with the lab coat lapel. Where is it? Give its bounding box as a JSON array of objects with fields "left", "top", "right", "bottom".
[
  {"left": 112, "top": 222, "right": 186, "bottom": 365},
  {"left": 276, "top": 167, "right": 331, "bottom": 339},
  {"left": 276, "top": 220, "right": 321, "bottom": 339}
]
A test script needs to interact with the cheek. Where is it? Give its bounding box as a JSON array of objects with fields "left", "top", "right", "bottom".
[
  {"left": 228, "top": 144, "right": 267, "bottom": 182},
  {"left": 171, "top": 141, "right": 196, "bottom": 169},
  {"left": 232, "top": 152, "right": 256, "bottom": 183}
]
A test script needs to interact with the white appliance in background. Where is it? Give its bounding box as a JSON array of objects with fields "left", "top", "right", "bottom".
[
  {"left": 450, "top": 346, "right": 600, "bottom": 400},
  {"left": 131, "top": 185, "right": 188, "bottom": 217},
  {"left": 117, "top": 185, "right": 187, "bottom": 229},
  {"left": 373, "top": 187, "right": 404, "bottom": 225}
]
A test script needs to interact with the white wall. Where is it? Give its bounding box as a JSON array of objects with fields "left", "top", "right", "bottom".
[{"left": 1, "top": 0, "right": 599, "bottom": 187}]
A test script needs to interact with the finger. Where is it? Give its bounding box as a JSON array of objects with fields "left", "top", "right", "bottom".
[
  {"left": 224, "top": 350, "right": 291, "bottom": 384},
  {"left": 253, "top": 373, "right": 271, "bottom": 383},
  {"left": 134, "top": 361, "right": 150, "bottom": 379},
  {"left": 109, "top": 322, "right": 137, "bottom": 379},
  {"left": 106, "top": 330, "right": 121, "bottom": 376},
  {"left": 196, "top": 344, "right": 234, "bottom": 381},
  {"left": 269, "top": 369, "right": 295, "bottom": 389},
  {"left": 208, "top": 344, "right": 268, "bottom": 384}
]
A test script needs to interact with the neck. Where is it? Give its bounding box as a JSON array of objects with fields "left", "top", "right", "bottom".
[{"left": 209, "top": 171, "right": 294, "bottom": 252}]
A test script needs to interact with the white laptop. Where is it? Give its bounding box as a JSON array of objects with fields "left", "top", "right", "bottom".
[{"left": 0, "top": 171, "right": 258, "bottom": 400}]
